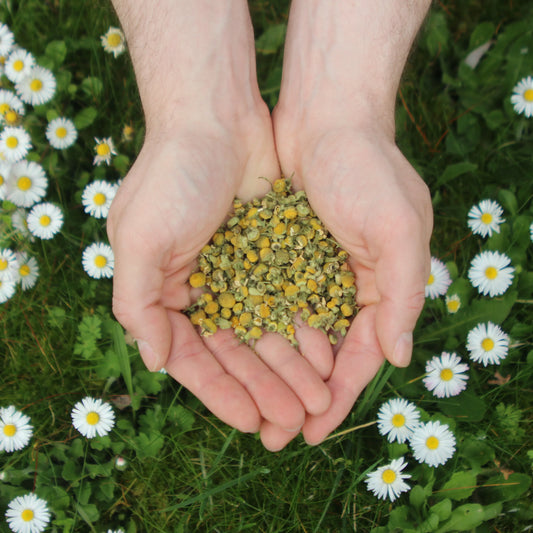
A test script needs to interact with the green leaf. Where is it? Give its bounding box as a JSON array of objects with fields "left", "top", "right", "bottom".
[
  {"left": 481, "top": 473, "right": 532, "bottom": 503},
  {"left": 498, "top": 189, "right": 518, "bottom": 216},
  {"left": 134, "top": 431, "right": 165, "bottom": 459},
  {"left": 409, "top": 484, "right": 426, "bottom": 509},
  {"left": 113, "top": 154, "right": 130, "bottom": 175},
  {"left": 440, "top": 392, "right": 486, "bottom": 423},
  {"left": 73, "top": 314, "right": 102, "bottom": 359},
  {"left": 469, "top": 22, "right": 496, "bottom": 49},
  {"left": 111, "top": 321, "right": 134, "bottom": 403},
  {"left": 81, "top": 76, "right": 104, "bottom": 98},
  {"left": 45, "top": 40, "right": 67, "bottom": 66},
  {"left": 74, "top": 106, "right": 98, "bottom": 130},
  {"left": 430, "top": 499, "right": 452, "bottom": 522},
  {"left": 255, "top": 24, "right": 286, "bottom": 54},
  {"left": 424, "top": 12, "right": 451, "bottom": 56},
  {"left": 460, "top": 438, "right": 495, "bottom": 469},
  {"left": 436, "top": 162, "right": 478, "bottom": 187},
  {"left": 435, "top": 504, "right": 485, "bottom": 533},
  {"left": 436, "top": 471, "right": 478, "bottom": 501}
]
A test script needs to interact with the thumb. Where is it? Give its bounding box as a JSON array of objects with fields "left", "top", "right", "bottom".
[
  {"left": 374, "top": 237, "right": 430, "bottom": 367},
  {"left": 111, "top": 241, "right": 171, "bottom": 371}
]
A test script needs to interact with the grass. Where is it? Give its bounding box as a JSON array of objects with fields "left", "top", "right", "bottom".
[{"left": 1, "top": 0, "right": 532, "bottom": 532}]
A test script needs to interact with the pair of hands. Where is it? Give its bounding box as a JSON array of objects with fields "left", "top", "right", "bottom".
[{"left": 107, "top": 98, "right": 432, "bottom": 450}]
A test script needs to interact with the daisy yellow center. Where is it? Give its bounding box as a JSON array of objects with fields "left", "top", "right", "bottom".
[
  {"left": 5, "top": 135, "right": 18, "bottom": 149},
  {"left": 96, "top": 143, "right": 110, "bottom": 156},
  {"left": 485, "top": 266, "right": 498, "bottom": 280},
  {"left": 17, "top": 176, "right": 32, "bottom": 191},
  {"left": 107, "top": 33, "right": 122, "bottom": 47},
  {"left": 19, "top": 264, "right": 31, "bottom": 276},
  {"left": 481, "top": 337, "right": 495, "bottom": 352},
  {"left": 0, "top": 174, "right": 3, "bottom": 185},
  {"left": 39, "top": 215, "right": 51, "bottom": 227},
  {"left": 5, "top": 110, "right": 18, "bottom": 124},
  {"left": 30, "top": 79, "right": 43, "bottom": 92},
  {"left": 440, "top": 368, "right": 453, "bottom": 381},
  {"left": 427, "top": 273, "right": 435, "bottom": 285},
  {"left": 447, "top": 300, "right": 460, "bottom": 312},
  {"left": 13, "top": 59, "right": 24, "bottom": 71},
  {"left": 382, "top": 469, "right": 397, "bottom": 484},
  {"left": 0, "top": 258, "right": 7, "bottom": 270},
  {"left": 0, "top": 103, "right": 9, "bottom": 114},
  {"left": 94, "top": 255, "right": 107, "bottom": 268},
  {"left": 481, "top": 213, "right": 493, "bottom": 224},
  {"left": 55, "top": 126, "right": 67, "bottom": 138},
  {"left": 524, "top": 89, "right": 533, "bottom": 102},
  {"left": 391, "top": 413, "right": 406, "bottom": 427},
  {"left": 93, "top": 192, "right": 106, "bottom": 205},
  {"left": 21, "top": 509, "right": 34, "bottom": 522},
  {"left": 3, "top": 423, "right": 16, "bottom": 437},
  {"left": 86, "top": 411, "right": 100, "bottom": 425},
  {"left": 426, "top": 436, "right": 440, "bottom": 450}
]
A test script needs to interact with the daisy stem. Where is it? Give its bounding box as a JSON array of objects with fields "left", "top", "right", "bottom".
[
  {"left": 515, "top": 299, "right": 533, "bottom": 304},
  {"left": 322, "top": 420, "right": 377, "bottom": 442}
]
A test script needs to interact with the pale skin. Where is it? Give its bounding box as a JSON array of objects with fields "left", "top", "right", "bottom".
[{"left": 108, "top": 0, "right": 433, "bottom": 451}]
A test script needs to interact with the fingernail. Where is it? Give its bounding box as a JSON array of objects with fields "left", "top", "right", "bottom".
[
  {"left": 392, "top": 332, "right": 413, "bottom": 367},
  {"left": 136, "top": 340, "right": 161, "bottom": 372}
]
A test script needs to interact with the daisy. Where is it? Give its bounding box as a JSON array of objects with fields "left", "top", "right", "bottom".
[
  {"left": 82, "top": 242, "right": 114, "bottom": 279},
  {"left": 468, "top": 250, "right": 514, "bottom": 297},
  {"left": 101, "top": 26, "right": 126, "bottom": 57},
  {"left": 0, "top": 89, "right": 25, "bottom": 117},
  {"left": 5, "top": 493, "right": 51, "bottom": 533},
  {"left": 377, "top": 398, "right": 420, "bottom": 444},
  {"left": 410, "top": 421, "right": 456, "bottom": 467},
  {"left": 425, "top": 257, "right": 452, "bottom": 299},
  {"left": 115, "top": 456, "right": 127, "bottom": 469},
  {"left": 71, "top": 397, "right": 115, "bottom": 439},
  {"left": 15, "top": 252, "right": 39, "bottom": 291},
  {"left": 445, "top": 293, "right": 461, "bottom": 314},
  {"left": 0, "top": 248, "right": 19, "bottom": 281},
  {"left": 27, "top": 202, "right": 63, "bottom": 240},
  {"left": 423, "top": 352, "right": 469, "bottom": 398},
  {"left": 0, "top": 162, "right": 8, "bottom": 200},
  {"left": 467, "top": 199, "right": 505, "bottom": 238},
  {"left": 4, "top": 48, "right": 35, "bottom": 83},
  {"left": 93, "top": 137, "right": 116, "bottom": 166},
  {"left": 0, "top": 126, "right": 31, "bottom": 162},
  {"left": 0, "top": 23, "right": 14, "bottom": 56},
  {"left": 365, "top": 457, "right": 411, "bottom": 502},
  {"left": 45, "top": 117, "right": 78, "bottom": 149},
  {"left": 82, "top": 180, "right": 117, "bottom": 218},
  {"left": 7, "top": 160, "right": 47, "bottom": 208},
  {"left": 0, "top": 278, "right": 17, "bottom": 304},
  {"left": 0, "top": 405, "right": 33, "bottom": 453},
  {"left": 15, "top": 65, "right": 56, "bottom": 106},
  {"left": 511, "top": 75, "right": 533, "bottom": 118},
  {"left": 466, "top": 321, "right": 510, "bottom": 366},
  {"left": 11, "top": 208, "right": 33, "bottom": 241}
]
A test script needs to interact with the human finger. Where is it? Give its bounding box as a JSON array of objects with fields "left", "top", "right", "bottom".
[{"left": 259, "top": 420, "right": 300, "bottom": 452}]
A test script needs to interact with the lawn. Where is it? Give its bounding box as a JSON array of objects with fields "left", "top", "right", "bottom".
[{"left": 0, "top": 0, "right": 532, "bottom": 531}]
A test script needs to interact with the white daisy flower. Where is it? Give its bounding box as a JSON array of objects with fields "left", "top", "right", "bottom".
[
  {"left": 365, "top": 457, "right": 411, "bottom": 502},
  {"left": 410, "top": 421, "right": 456, "bottom": 467},
  {"left": 93, "top": 137, "right": 116, "bottom": 166},
  {"left": 467, "top": 199, "right": 505, "bottom": 238},
  {"left": 511, "top": 75, "right": 533, "bottom": 118},
  {"left": 82, "top": 242, "right": 114, "bottom": 279},
  {"left": 468, "top": 250, "right": 515, "bottom": 297},
  {"left": 71, "top": 397, "right": 115, "bottom": 439},
  {"left": 7, "top": 160, "right": 48, "bottom": 208},
  {"left": 0, "top": 23, "right": 14, "bottom": 56},
  {"left": 0, "top": 126, "right": 31, "bottom": 162},
  {"left": 4, "top": 48, "right": 35, "bottom": 83},
  {"left": 45, "top": 117, "right": 78, "bottom": 149},
  {"left": 82, "top": 180, "right": 117, "bottom": 218},
  {"left": 27, "top": 202, "right": 63, "bottom": 240},
  {"left": 0, "top": 405, "right": 33, "bottom": 453},
  {"left": 101, "top": 26, "right": 126, "bottom": 57},
  {"left": 0, "top": 277, "right": 17, "bottom": 304},
  {"left": 15, "top": 252, "right": 39, "bottom": 291},
  {"left": 445, "top": 293, "right": 461, "bottom": 314},
  {"left": 15, "top": 66, "right": 56, "bottom": 106},
  {"left": 0, "top": 248, "right": 19, "bottom": 282},
  {"left": 423, "top": 351, "right": 469, "bottom": 398},
  {"left": 11, "top": 208, "right": 34, "bottom": 241},
  {"left": 0, "top": 161, "right": 9, "bottom": 200},
  {"left": 466, "top": 321, "right": 510, "bottom": 366},
  {"left": 106, "top": 530, "right": 125, "bottom": 533},
  {"left": 5, "top": 493, "right": 51, "bottom": 533},
  {"left": 0, "top": 89, "right": 25, "bottom": 121},
  {"left": 377, "top": 398, "right": 420, "bottom": 444},
  {"left": 425, "top": 257, "right": 452, "bottom": 299}
]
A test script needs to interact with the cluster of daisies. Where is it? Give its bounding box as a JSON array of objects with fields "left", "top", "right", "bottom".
[
  {"left": 1, "top": 397, "right": 118, "bottom": 532},
  {"left": 0, "top": 22, "right": 125, "bottom": 305}
]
